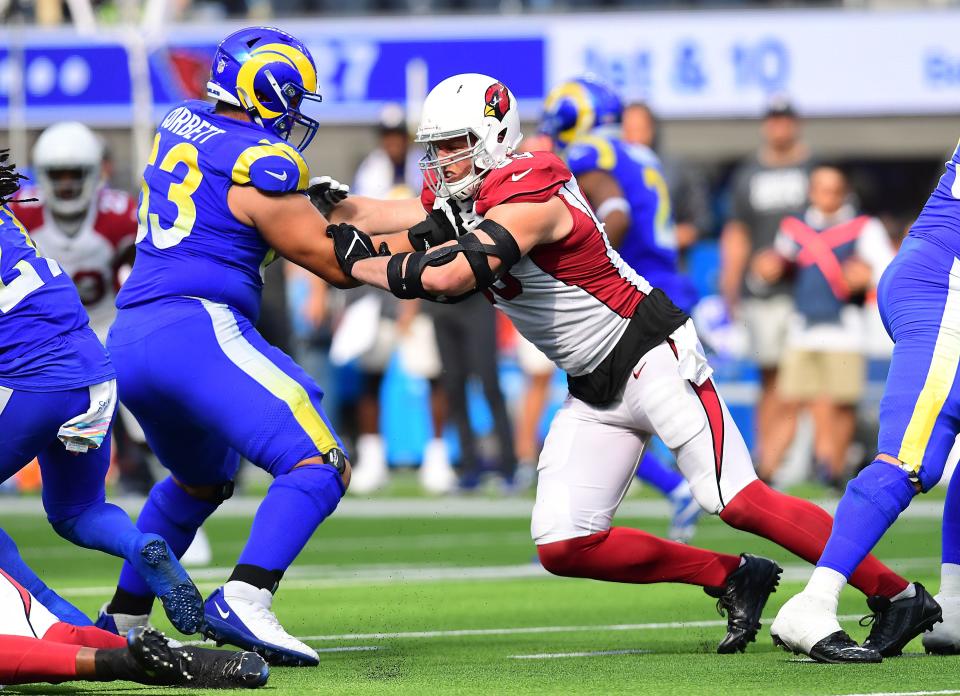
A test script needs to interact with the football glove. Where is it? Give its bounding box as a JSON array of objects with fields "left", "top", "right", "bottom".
[
  {"left": 408, "top": 201, "right": 467, "bottom": 251},
  {"left": 327, "top": 223, "right": 387, "bottom": 277},
  {"left": 307, "top": 176, "right": 350, "bottom": 218}
]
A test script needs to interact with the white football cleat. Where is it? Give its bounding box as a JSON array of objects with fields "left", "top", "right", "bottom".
[
  {"left": 180, "top": 527, "right": 213, "bottom": 567},
  {"left": 419, "top": 438, "right": 457, "bottom": 495},
  {"left": 348, "top": 434, "right": 390, "bottom": 494},
  {"left": 203, "top": 581, "right": 319, "bottom": 666},
  {"left": 770, "top": 591, "right": 843, "bottom": 654},
  {"left": 923, "top": 593, "right": 960, "bottom": 654}
]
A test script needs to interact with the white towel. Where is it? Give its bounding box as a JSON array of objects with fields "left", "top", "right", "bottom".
[
  {"left": 669, "top": 319, "right": 713, "bottom": 387},
  {"left": 57, "top": 380, "right": 118, "bottom": 454}
]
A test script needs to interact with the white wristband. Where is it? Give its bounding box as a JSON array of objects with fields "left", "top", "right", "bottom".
[{"left": 595, "top": 196, "right": 630, "bottom": 221}]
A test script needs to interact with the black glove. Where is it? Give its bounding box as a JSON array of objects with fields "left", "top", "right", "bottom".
[
  {"left": 327, "top": 223, "right": 386, "bottom": 276},
  {"left": 307, "top": 176, "right": 350, "bottom": 218},
  {"left": 408, "top": 201, "right": 466, "bottom": 251}
]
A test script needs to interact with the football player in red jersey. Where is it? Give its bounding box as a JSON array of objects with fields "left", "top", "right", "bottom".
[
  {"left": 12, "top": 122, "right": 137, "bottom": 342},
  {"left": 324, "top": 73, "right": 927, "bottom": 655}
]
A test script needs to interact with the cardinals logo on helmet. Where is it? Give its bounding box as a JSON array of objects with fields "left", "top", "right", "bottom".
[{"left": 484, "top": 82, "right": 510, "bottom": 122}]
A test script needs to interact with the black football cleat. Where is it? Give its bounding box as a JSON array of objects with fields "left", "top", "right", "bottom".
[
  {"left": 861, "top": 583, "right": 943, "bottom": 657},
  {"left": 125, "top": 626, "right": 192, "bottom": 685},
  {"left": 707, "top": 554, "right": 782, "bottom": 654},
  {"left": 177, "top": 645, "right": 270, "bottom": 688},
  {"left": 808, "top": 630, "right": 882, "bottom": 663}
]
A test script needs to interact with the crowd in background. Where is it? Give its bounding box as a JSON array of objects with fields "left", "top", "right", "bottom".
[
  {"left": 3, "top": 92, "right": 930, "bottom": 501},
  {"left": 0, "top": 0, "right": 891, "bottom": 26}
]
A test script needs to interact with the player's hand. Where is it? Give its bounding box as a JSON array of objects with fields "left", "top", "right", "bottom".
[
  {"left": 751, "top": 249, "right": 785, "bottom": 284},
  {"left": 307, "top": 176, "right": 350, "bottom": 218},
  {"left": 408, "top": 201, "right": 466, "bottom": 251},
  {"left": 843, "top": 258, "right": 872, "bottom": 293},
  {"left": 327, "top": 223, "right": 387, "bottom": 276}
]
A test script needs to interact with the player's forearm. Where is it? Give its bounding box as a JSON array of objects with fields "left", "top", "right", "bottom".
[
  {"left": 328, "top": 196, "right": 419, "bottom": 234},
  {"left": 719, "top": 222, "right": 751, "bottom": 306},
  {"left": 350, "top": 256, "right": 393, "bottom": 292}
]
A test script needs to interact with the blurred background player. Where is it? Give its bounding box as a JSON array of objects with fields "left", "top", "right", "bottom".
[
  {"left": 751, "top": 165, "right": 896, "bottom": 487},
  {"left": 771, "top": 137, "right": 960, "bottom": 663},
  {"left": 540, "top": 77, "right": 702, "bottom": 542},
  {"left": 95, "top": 26, "right": 356, "bottom": 666},
  {"left": 12, "top": 121, "right": 159, "bottom": 498},
  {"left": 720, "top": 98, "right": 815, "bottom": 478},
  {"left": 337, "top": 104, "right": 457, "bottom": 494},
  {"left": 0, "top": 151, "right": 204, "bottom": 637},
  {"left": 620, "top": 102, "right": 713, "bottom": 259}
]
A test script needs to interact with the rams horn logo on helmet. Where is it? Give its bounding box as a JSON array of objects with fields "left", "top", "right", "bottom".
[{"left": 483, "top": 82, "right": 510, "bottom": 122}]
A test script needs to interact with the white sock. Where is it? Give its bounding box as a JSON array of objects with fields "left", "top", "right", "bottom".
[
  {"left": 941, "top": 563, "right": 960, "bottom": 596},
  {"left": 805, "top": 567, "right": 847, "bottom": 608},
  {"left": 890, "top": 582, "right": 917, "bottom": 602}
]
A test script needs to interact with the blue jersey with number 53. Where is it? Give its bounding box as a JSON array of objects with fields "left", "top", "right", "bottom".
[
  {"left": 565, "top": 130, "right": 696, "bottom": 311},
  {"left": 0, "top": 205, "right": 113, "bottom": 390},
  {"left": 117, "top": 100, "right": 310, "bottom": 322},
  {"left": 909, "top": 139, "right": 960, "bottom": 257}
]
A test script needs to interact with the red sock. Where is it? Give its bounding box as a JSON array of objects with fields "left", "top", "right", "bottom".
[
  {"left": 720, "top": 480, "right": 909, "bottom": 598},
  {"left": 537, "top": 527, "right": 741, "bottom": 587},
  {"left": 0, "top": 634, "right": 81, "bottom": 684},
  {"left": 43, "top": 622, "right": 126, "bottom": 649}
]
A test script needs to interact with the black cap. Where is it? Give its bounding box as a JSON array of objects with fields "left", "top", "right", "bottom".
[{"left": 764, "top": 95, "right": 797, "bottom": 119}]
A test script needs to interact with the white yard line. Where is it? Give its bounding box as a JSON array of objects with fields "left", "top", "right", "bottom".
[
  {"left": 55, "top": 556, "right": 941, "bottom": 596},
  {"left": 289, "top": 615, "right": 863, "bottom": 643},
  {"left": 508, "top": 649, "right": 652, "bottom": 659},
  {"left": 834, "top": 692, "right": 960, "bottom": 696},
  {"left": 0, "top": 496, "right": 948, "bottom": 519}
]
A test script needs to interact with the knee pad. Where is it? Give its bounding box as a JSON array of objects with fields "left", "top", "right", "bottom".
[
  {"left": 272, "top": 463, "right": 345, "bottom": 516},
  {"left": 846, "top": 461, "right": 917, "bottom": 525},
  {"left": 153, "top": 477, "right": 225, "bottom": 529}
]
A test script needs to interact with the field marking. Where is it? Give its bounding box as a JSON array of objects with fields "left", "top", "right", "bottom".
[
  {"left": 509, "top": 649, "right": 652, "bottom": 659},
  {"left": 57, "top": 563, "right": 551, "bottom": 597},
  {"left": 835, "top": 692, "right": 960, "bottom": 696},
  {"left": 308, "top": 646, "right": 383, "bottom": 654},
  {"left": 290, "top": 615, "right": 863, "bottom": 643},
  {"left": 54, "top": 555, "right": 943, "bottom": 596},
  {"left": 0, "top": 496, "right": 948, "bottom": 519}
]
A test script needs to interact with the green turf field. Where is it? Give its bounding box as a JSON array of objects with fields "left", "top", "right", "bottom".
[{"left": 1, "top": 490, "right": 954, "bottom": 696}]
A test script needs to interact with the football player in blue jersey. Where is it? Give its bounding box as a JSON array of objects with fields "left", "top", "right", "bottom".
[
  {"left": 539, "top": 78, "right": 703, "bottom": 543},
  {"left": 0, "top": 151, "right": 204, "bottom": 636},
  {"left": 94, "top": 27, "right": 358, "bottom": 667},
  {"left": 771, "top": 143, "right": 960, "bottom": 662}
]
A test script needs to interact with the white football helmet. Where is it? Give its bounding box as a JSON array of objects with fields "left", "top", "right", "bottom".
[
  {"left": 416, "top": 73, "right": 522, "bottom": 201},
  {"left": 32, "top": 121, "right": 103, "bottom": 218}
]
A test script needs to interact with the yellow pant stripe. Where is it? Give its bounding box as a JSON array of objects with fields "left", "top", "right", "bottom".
[
  {"left": 200, "top": 299, "right": 337, "bottom": 455},
  {"left": 897, "top": 257, "right": 960, "bottom": 471}
]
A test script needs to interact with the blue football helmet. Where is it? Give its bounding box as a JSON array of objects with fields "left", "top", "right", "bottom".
[
  {"left": 539, "top": 77, "right": 623, "bottom": 150},
  {"left": 206, "top": 26, "right": 322, "bottom": 152}
]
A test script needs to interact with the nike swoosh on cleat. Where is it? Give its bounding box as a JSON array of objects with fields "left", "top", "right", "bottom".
[
  {"left": 264, "top": 170, "right": 288, "bottom": 182},
  {"left": 215, "top": 602, "right": 231, "bottom": 619},
  {"left": 511, "top": 169, "right": 533, "bottom": 182}
]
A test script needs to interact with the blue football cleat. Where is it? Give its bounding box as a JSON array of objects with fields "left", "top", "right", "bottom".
[
  {"left": 667, "top": 483, "right": 703, "bottom": 544},
  {"left": 129, "top": 535, "right": 204, "bottom": 635},
  {"left": 202, "top": 582, "right": 319, "bottom": 667}
]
